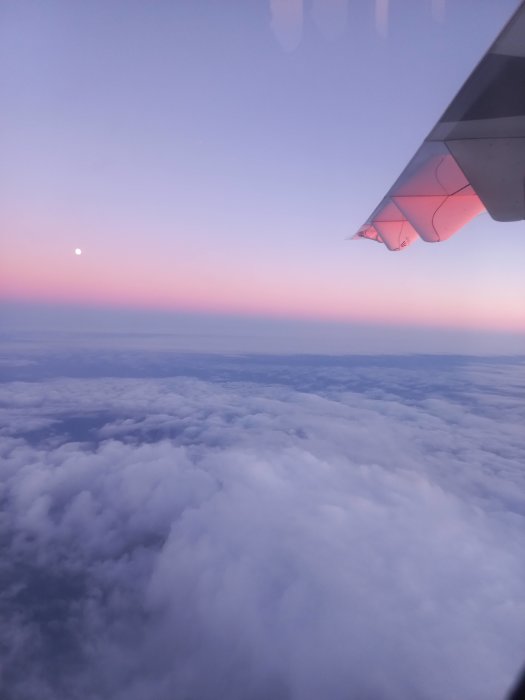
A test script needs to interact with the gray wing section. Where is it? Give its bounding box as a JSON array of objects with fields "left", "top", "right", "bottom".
[{"left": 354, "top": 1, "right": 525, "bottom": 251}]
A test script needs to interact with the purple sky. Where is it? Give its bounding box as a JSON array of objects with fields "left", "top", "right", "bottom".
[{"left": 1, "top": 0, "right": 524, "bottom": 349}]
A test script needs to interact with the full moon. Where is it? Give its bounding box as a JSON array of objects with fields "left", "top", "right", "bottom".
[{"left": 75, "top": 248, "right": 82, "bottom": 256}]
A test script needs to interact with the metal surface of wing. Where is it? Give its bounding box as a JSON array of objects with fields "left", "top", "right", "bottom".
[{"left": 354, "top": 1, "right": 525, "bottom": 251}]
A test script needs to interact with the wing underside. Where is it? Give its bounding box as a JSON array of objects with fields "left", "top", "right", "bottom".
[{"left": 354, "top": 1, "right": 525, "bottom": 251}]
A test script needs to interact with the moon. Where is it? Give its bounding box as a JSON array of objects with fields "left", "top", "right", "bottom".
[{"left": 75, "top": 248, "right": 82, "bottom": 256}]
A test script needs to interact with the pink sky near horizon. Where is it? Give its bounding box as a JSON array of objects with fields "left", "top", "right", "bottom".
[{"left": 2, "top": 215, "right": 524, "bottom": 334}]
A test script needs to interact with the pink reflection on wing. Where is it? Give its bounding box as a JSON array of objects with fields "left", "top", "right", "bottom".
[
  {"left": 390, "top": 152, "right": 486, "bottom": 243},
  {"left": 354, "top": 224, "right": 382, "bottom": 243},
  {"left": 368, "top": 200, "right": 418, "bottom": 251},
  {"left": 373, "top": 220, "right": 419, "bottom": 250},
  {"left": 354, "top": 144, "right": 487, "bottom": 250},
  {"left": 394, "top": 153, "right": 469, "bottom": 196}
]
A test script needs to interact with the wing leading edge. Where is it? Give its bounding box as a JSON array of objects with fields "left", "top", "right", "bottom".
[{"left": 354, "top": 1, "right": 525, "bottom": 251}]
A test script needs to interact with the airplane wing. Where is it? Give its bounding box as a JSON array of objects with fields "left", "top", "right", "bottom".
[{"left": 354, "top": 1, "right": 525, "bottom": 251}]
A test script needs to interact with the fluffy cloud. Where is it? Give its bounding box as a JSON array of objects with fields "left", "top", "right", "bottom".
[{"left": 0, "top": 352, "right": 524, "bottom": 699}]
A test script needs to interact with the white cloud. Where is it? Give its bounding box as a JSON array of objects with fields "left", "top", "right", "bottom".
[{"left": 0, "top": 356, "right": 524, "bottom": 699}]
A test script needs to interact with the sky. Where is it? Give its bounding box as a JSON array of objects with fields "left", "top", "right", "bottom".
[
  {"left": 1, "top": 345, "right": 524, "bottom": 699},
  {"left": 1, "top": 5, "right": 525, "bottom": 695},
  {"left": 1, "top": 0, "right": 524, "bottom": 351}
]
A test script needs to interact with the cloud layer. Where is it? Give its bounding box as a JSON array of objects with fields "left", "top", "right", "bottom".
[{"left": 1, "top": 350, "right": 524, "bottom": 699}]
